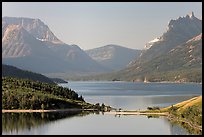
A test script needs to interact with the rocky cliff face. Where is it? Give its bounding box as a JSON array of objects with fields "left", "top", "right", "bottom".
[
  {"left": 2, "top": 17, "right": 63, "bottom": 44},
  {"left": 2, "top": 17, "right": 108, "bottom": 74},
  {"left": 130, "top": 12, "right": 202, "bottom": 67},
  {"left": 115, "top": 12, "right": 202, "bottom": 82}
]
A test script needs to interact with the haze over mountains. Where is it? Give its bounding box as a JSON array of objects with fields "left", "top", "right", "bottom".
[
  {"left": 72, "top": 12, "right": 202, "bottom": 82},
  {"left": 121, "top": 33, "right": 202, "bottom": 82},
  {"left": 2, "top": 12, "right": 202, "bottom": 82},
  {"left": 130, "top": 12, "right": 202, "bottom": 65},
  {"left": 114, "top": 12, "right": 202, "bottom": 82},
  {"left": 2, "top": 64, "right": 55, "bottom": 84},
  {"left": 2, "top": 17, "right": 111, "bottom": 74},
  {"left": 86, "top": 45, "right": 141, "bottom": 71}
]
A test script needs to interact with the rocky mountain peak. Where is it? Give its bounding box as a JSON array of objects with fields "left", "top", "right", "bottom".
[
  {"left": 187, "top": 11, "right": 195, "bottom": 19},
  {"left": 131, "top": 11, "right": 202, "bottom": 67},
  {"left": 2, "top": 16, "right": 109, "bottom": 74},
  {"left": 145, "top": 12, "right": 201, "bottom": 51},
  {"left": 2, "top": 17, "right": 63, "bottom": 44},
  {"left": 167, "top": 12, "right": 200, "bottom": 32}
]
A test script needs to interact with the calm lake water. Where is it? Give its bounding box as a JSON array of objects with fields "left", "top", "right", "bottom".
[
  {"left": 63, "top": 81, "right": 202, "bottom": 110},
  {"left": 2, "top": 81, "right": 202, "bottom": 135}
]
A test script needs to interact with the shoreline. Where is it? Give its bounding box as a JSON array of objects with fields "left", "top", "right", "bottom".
[
  {"left": 105, "top": 110, "right": 202, "bottom": 132},
  {"left": 2, "top": 109, "right": 168, "bottom": 116},
  {"left": 133, "top": 80, "right": 202, "bottom": 84},
  {"left": 149, "top": 81, "right": 202, "bottom": 84},
  {"left": 66, "top": 80, "right": 202, "bottom": 84},
  {"left": 105, "top": 111, "right": 169, "bottom": 116},
  {"left": 2, "top": 108, "right": 97, "bottom": 113}
]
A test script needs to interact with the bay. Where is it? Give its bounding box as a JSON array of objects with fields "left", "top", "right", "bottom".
[
  {"left": 2, "top": 81, "right": 202, "bottom": 135},
  {"left": 61, "top": 81, "right": 202, "bottom": 110}
]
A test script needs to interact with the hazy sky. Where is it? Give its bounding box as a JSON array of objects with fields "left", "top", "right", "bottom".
[{"left": 2, "top": 2, "right": 202, "bottom": 50}]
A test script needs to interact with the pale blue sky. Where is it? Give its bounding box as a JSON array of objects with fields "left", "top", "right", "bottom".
[{"left": 2, "top": 2, "right": 202, "bottom": 50}]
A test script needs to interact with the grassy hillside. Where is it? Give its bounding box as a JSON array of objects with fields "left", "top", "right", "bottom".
[
  {"left": 2, "top": 77, "right": 105, "bottom": 110},
  {"left": 161, "top": 96, "right": 202, "bottom": 112},
  {"left": 162, "top": 96, "right": 202, "bottom": 135},
  {"left": 142, "top": 96, "right": 202, "bottom": 135},
  {"left": 162, "top": 96, "right": 202, "bottom": 126}
]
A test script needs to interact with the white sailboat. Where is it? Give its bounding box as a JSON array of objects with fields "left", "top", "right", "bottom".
[{"left": 144, "top": 77, "right": 148, "bottom": 83}]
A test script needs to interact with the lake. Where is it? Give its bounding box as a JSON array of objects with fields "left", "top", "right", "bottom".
[
  {"left": 2, "top": 81, "right": 202, "bottom": 135},
  {"left": 63, "top": 81, "right": 202, "bottom": 110}
]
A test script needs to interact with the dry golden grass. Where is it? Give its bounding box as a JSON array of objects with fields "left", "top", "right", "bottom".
[{"left": 161, "top": 96, "right": 202, "bottom": 112}]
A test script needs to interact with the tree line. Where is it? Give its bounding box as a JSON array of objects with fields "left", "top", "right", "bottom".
[{"left": 2, "top": 77, "right": 87, "bottom": 110}]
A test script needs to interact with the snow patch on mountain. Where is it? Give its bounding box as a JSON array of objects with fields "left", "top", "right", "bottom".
[{"left": 144, "top": 37, "right": 161, "bottom": 50}]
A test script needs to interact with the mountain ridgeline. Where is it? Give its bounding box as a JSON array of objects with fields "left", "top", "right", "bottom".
[
  {"left": 2, "top": 12, "right": 202, "bottom": 83},
  {"left": 2, "top": 17, "right": 109, "bottom": 74},
  {"left": 2, "top": 64, "right": 55, "bottom": 84},
  {"left": 72, "top": 12, "right": 202, "bottom": 83},
  {"left": 86, "top": 45, "right": 141, "bottom": 71},
  {"left": 116, "top": 12, "right": 202, "bottom": 82},
  {"left": 137, "top": 12, "right": 202, "bottom": 63}
]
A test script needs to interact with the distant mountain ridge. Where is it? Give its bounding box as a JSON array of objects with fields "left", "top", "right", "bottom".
[
  {"left": 120, "top": 12, "right": 202, "bottom": 82},
  {"left": 75, "top": 12, "right": 202, "bottom": 83},
  {"left": 2, "top": 12, "right": 202, "bottom": 82},
  {"left": 86, "top": 44, "right": 141, "bottom": 70},
  {"left": 2, "top": 64, "right": 55, "bottom": 84},
  {"left": 126, "top": 33, "right": 202, "bottom": 82},
  {"left": 2, "top": 17, "right": 109, "bottom": 74}
]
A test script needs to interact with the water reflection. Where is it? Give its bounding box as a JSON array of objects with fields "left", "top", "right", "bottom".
[
  {"left": 2, "top": 112, "right": 190, "bottom": 135},
  {"left": 167, "top": 117, "right": 202, "bottom": 135},
  {"left": 3, "top": 81, "right": 201, "bottom": 135},
  {"left": 2, "top": 111, "right": 93, "bottom": 135},
  {"left": 113, "top": 114, "right": 196, "bottom": 135}
]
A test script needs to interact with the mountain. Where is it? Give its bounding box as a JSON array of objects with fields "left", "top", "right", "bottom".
[
  {"left": 2, "top": 17, "right": 62, "bottom": 44},
  {"left": 129, "top": 12, "right": 202, "bottom": 66},
  {"left": 77, "top": 12, "right": 202, "bottom": 82},
  {"left": 2, "top": 23, "right": 68, "bottom": 73},
  {"left": 119, "top": 12, "right": 202, "bottom": 82},
  {"left": 2, "top": 64, "right": 55, "bottom": 84},
  {"left": 46, "top": 43, "right": 110, "bottom": 73},
  {"left": 123, "top": 33, "right": 202, "bottom": 82},
  {"left": 2, "top": 17, "right": 109, "bottom": 74},
  {"left": 86, "top": 45, "right": 142, "bottom": 70}
]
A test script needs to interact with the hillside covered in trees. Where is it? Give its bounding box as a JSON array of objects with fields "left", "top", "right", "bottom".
[{"left": 2, "top": 77, "right": 106, "bottom": 110}]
